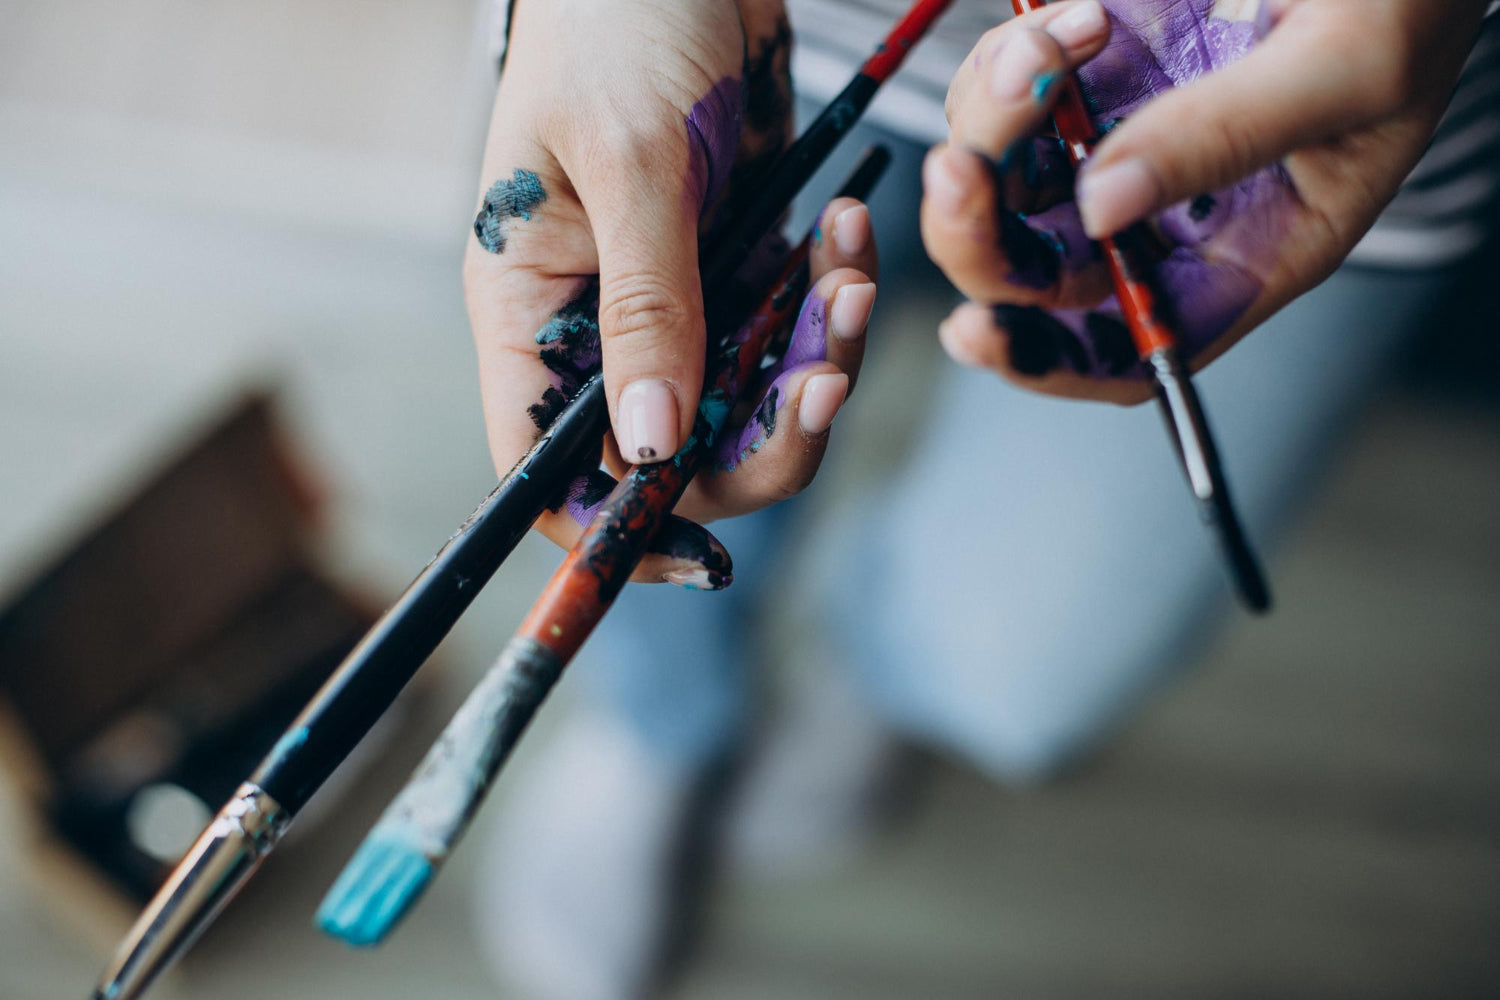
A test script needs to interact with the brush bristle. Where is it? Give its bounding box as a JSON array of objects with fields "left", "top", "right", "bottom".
[{"left": 316, "top": 837, "right": 434, "bottom": 947}]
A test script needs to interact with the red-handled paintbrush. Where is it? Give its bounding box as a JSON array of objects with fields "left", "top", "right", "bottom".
[{"left": 1012, "top": 0, "right": 1271, "bottom": 612}]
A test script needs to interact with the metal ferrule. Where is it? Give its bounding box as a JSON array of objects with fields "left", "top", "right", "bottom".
[{"left": 91, "top": 782, "right": 290, "bottom": 1000}]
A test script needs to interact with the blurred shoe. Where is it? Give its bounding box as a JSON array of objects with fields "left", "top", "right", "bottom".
[
  {"left": 725, "top": 661, "right": 917, "bottom": 879},
  {"left": 472, "top": 705, "right": 711, "bottom": 1000}
]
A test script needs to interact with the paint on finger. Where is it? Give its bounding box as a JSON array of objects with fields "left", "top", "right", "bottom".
[
  {"left": 995, "top": 304, "right": 1089, "bottom": 376},
  {"left": 528, "top": 280, "right": 603, "bottom": 432},
  {"left": 651, "top": 515, "right": 733, "bottom": 590},
  {"left": 999, "top": 210, "right": 1063, "bottom": 290},
  {"left": 715, "top": 290, "right": 828, "bottom": 469},
  {"left": 474, "top": 168, "right": 546, "bottom": 253},
  {"left": 687, "top": 76, "right": 746, "bottom": 217}
]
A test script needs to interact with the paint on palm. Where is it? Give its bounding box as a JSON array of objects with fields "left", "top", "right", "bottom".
[
  {"left": 701, "top": 16, "right": 795, "bottom": 241},
  {"left": 993, "top": 0, "right": 1295, "bottom": 376}
]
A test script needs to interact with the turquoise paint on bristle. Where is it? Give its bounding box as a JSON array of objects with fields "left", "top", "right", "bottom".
[{"left": 316, "top": 836, "right": 434, "bottom": 947}]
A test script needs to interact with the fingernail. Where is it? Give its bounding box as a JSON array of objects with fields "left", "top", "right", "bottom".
[
  {"left": 798, "top": 373, "right": 849, "bottom": 435},
  {"left": 665, "top": 567, "right": 731, "bottom": 591},
  {"left": 1047, "top": 1, "right": 1108, "bottom": 49},
  {"left": 832, "top": 204, "right": 871, "bottom": 258},
  {"left": 990, "top": 30, "right": 1051, "bottom": 100},
  {"left": 617, "top": 378, "right": 679, "bottom": 462},
  {"left": 1077, "top": 158, "right": 1162, "bottom": 238},
  {"left": 923, "top": 148, "right": 971, "bottom": 215},
  {"left": 830, "top": 282, "right": 876, "bottom": 342}
]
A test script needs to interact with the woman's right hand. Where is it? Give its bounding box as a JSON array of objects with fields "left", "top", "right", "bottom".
[
  {"left": 922, "top": 0, "right": 1487, "bottom": 404},
  {"left": 464, "top": 0, "right": 880, "bottom": 588}
]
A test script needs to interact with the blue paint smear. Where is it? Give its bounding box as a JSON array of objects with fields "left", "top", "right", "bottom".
[
  {"left": 1031, "top": 71, "right": 1060, "bottom": 104},
  {"left": 474, "top": 168, "right": 547, "bottom": 254},
  {"left": 316, "top": 837, "right": 434, "bottom": 947}
]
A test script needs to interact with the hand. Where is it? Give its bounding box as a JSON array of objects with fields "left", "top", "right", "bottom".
[
  {"left": 922, "top": 0, "right": 1488, "bottom": 403},
  {"left": 465, "top": 0, "right": 880, "bottom": 587}
]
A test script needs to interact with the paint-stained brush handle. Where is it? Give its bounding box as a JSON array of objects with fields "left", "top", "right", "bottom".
[
  {"left": 318, "top": 148, "right": 893, "bottom": 947},
  {"left": 1011, "top": 0, "right": 1269, "bottom": 612}
]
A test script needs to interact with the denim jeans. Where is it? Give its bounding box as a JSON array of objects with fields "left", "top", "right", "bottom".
[{"left": 569, "top": 120, "right": 1459, "bottom": 781}]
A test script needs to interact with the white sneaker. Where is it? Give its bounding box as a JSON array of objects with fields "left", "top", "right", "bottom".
[
  {"left": 471, "top": 705, "right": 704, "bottom": 1000},
  {"left": 725, "top": 661, "right": 913, "bottom": 879}
]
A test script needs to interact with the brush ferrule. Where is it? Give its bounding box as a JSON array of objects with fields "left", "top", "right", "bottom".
[{"left": 91, "top": 782, "right": 290, "bottom": 1000}]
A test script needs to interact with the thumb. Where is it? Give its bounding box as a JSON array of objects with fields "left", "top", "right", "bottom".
[
  {"left": 1075, "top": 12, "right": 1379, "bottom": 238},
  {"left": 575, "top": 138, "right": 707, "bottom": 464}
]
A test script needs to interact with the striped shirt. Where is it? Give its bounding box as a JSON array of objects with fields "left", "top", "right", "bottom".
[
  {"left": 490, "top": 1, "right": 1499, "bottom": 269},
  {"left": 788, "top": 0, "right": 1500, "bottom": 269}
]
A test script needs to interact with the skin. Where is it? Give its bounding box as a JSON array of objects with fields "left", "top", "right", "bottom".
[
  {"left": 465, "top": 0, "right": 878, "bottom": 585},
  {"left": 924, "top": 0, "right": 1490, "bottom": 404}
]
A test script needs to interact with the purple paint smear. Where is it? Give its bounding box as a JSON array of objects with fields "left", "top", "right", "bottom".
[
  {"left": 716, "top": 291, "right": 829, "bottom": 470},
  {"left": 1003, "top": 0, "right": 1297, "bottom": 376},
  {"left": 686, "top": 76, "right": 746, "bottom": 217}
]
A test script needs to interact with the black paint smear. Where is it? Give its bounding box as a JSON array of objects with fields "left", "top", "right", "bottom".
[
  {"left": 542, "top": 445, "right": 606, "bottom": 516},
  {"left": 752, "top": 385, "right": 780, "bottom": 440},
  {"left": 574, "top": 469, "right": 615, "bottom": 511},
  {"left": 528, "top": 281, "right": 602, "bottom": 431},
  {"left": 1189, "top": 194, "right": 1217, "bottom": 222},
  {"left": 647, "top": 517, "right": 733, "bottom": 588},
  {"left": 997, "top": 210, "right": 1061, "bottom": 290},
  {"left": 528, "top": 386, "right": 571, "bottom": 432},
  {"left": 1084, "top": 312, "right": 1139, "bottom": 376},
  {"left": 702, "top": 16, "right": 792, "bottom": 241},
  {"left": 743, "top": 16, "right": 792, "bottom": 135},
  {"left": 995, "top": 305, "right": 1089, "bottom": 376}
]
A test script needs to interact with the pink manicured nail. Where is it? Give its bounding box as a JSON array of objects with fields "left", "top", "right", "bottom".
[
  {"left": 617, "top": 378, "right": 679, "bottom": 462},
  {"left": 798, "top": 373, "right": 849, "bottom": 435},
  {"left": 990, "top": 30, "right": 1051, "bottom": 100},
  {"left": 1077, "top": 158, "right": 1162, "bottom": 237},
  {"left": 830, "top": 282, "right": 876, "bottom": 342},
  {"left": 923, "top": 149, "right": 970, "bottom": 215},
  {"left": 1047, "top": 1, "right": 1108, "bottom": 49},
  {"left": 832, "top": 204, "right": 871, "bottom": 258}
]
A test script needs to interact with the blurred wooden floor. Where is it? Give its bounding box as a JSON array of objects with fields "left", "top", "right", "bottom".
[{"left": 677, "top": 391, "right": 1500, "bottom": 1000}]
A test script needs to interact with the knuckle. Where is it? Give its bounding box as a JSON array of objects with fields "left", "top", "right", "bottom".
[
  {"left": 599, "top": 276, "right": 692, "bottom": 345},
  {"left": 589, "top": 117, "right": 681, "bottom": 174},
  {"left": 1193, "top": 112, "right": 1264, "bottom": 190}
]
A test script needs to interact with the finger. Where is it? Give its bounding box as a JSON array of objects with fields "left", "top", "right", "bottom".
[
  {"left": 937, "top": 300, "right": 1153, "bottom": 405},
  {"left": 687, "top": 364, "right": 849, "bottom": 520},
  {"left": 1075, "top": 8, "right": 1408, "bottom": 239},
  {"left": 946, "top": 1, "right": 1109, "bottom": 125},
  {"left": 921, "top": 144, "right": 1109, "bottom": 307},
  {"left": 569, "top": 122, "right": 716, "bottom": 466},
  {"left": 812, "top": 196, "right": 880, "bottom": 283},
  {"left": 947, "top": 16, "right": 1110, "bottom": 161},
  {"left": 683, "top": 267, "right": 874, "bottom": 521}
]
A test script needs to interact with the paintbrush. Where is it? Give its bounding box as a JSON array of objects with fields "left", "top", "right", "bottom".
[
  {"left": 87, "top": 3, "right": 950, "bottom": 996},
  {"left": 1011, "top": 0, "right": 1270, "bottom": 612},
  {"left": 317, "top": 145, "right": 893, "bottom": 947}
]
